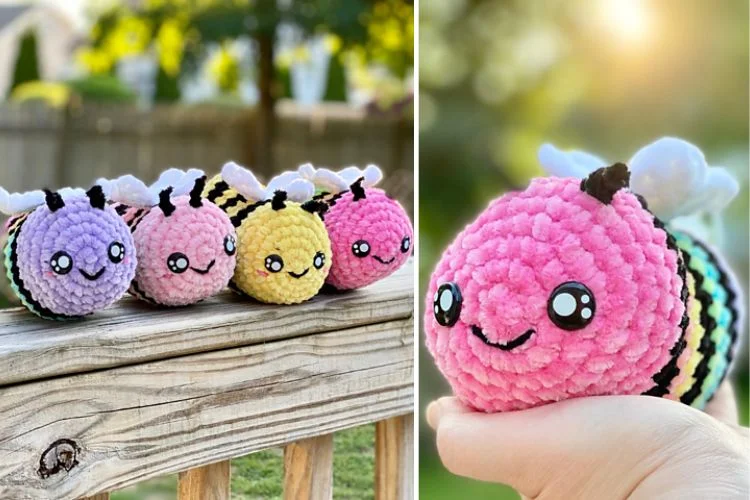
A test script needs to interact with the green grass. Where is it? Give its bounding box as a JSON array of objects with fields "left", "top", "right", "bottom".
[
  {"left": 420, "top": 454, "right": 519, "bottom": 500},
  {"left": 111, "top": 424, "right": 375, "bottom": 500}
]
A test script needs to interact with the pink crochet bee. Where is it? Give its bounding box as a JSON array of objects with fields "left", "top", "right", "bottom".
[
  {"left": 299, "top": 164, "right": 413, "bottom": 290},
  {"left": 425, "top": 138, "right": 743, "bottom": 413},
  {"left": 107, "top": 169, "right": 237, "bottom": 307}
]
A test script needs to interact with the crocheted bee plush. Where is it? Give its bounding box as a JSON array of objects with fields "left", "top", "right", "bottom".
[
  {"left": 1, "top": 184, "right": 137, "bottom": 319},
  {"left": 106, "top": 169, "right": 237, "bottom": 307},
  {"left": 204, "top": 162, "right": 331, "bottom": 305},
  {"left": 425, "top": 137, "right": 743, "bottom": 412},
  {"left": 298, "top": 164, "right": 413, "bottom": 290}
]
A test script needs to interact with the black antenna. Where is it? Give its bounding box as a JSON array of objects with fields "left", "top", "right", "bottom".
[
  {"left": 158, "top": 187, "right": 176, "bottom": 216},
  {"left": 581, "top": 163, "right": 630, "bottom": 205},
  {"left": 86, "top": 185, "right": 106, "bottom": 210},
  {"left": 190, "top": 176, "right": 207, "bottom": 208},
  {"left": 350, "top": 177, "right": 366, "bottom": 201},
  {"left": 44, "top": 189, "right": 65, "bottom": 212},
  {"left": 271, "top": 190, "right": 287, "bottom": 211}
]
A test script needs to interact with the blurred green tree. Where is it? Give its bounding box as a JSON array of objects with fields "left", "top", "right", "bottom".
[{"left": 8, "top": 31, "right": 40, "bottom": 98}]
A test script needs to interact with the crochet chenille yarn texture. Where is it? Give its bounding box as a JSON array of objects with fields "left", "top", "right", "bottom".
[
  {"left": 425, "top": 171, "right": 740, "bottom": 412},
  {"left": 204, "top": 175, "right": 332, "bottom": 305},
  {"left": 4, "top": 196, "right": 136, "bottom": 319},
  {"left": 118, "top": 196, "right": 237, "bottom": 306},
  {"left": 321, "top": 187, "right": 413, "bottom": 290}
]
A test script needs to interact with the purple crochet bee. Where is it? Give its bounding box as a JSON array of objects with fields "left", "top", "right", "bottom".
[{"left": 1, "top": 185, "right": 137, "bottom": 319}]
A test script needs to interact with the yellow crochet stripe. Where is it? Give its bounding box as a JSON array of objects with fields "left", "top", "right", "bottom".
[
  {"left": 204, "top": 174, "right": 332, "bottom": 305},
  {"left": 673, "top": 274, "right": 705, "bottom": 399},
  {"left": 203, "top": 174, "right": 251, "bottom": 219}
]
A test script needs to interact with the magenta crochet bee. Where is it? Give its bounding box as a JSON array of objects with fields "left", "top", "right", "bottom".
[
  {"left": 425, "top": 138, "right": 743, "bottom": 413},
  {"left": 1, "top": 185, "right": 137, "bottom": 319},
  {"left": 106, "top": 169, "right": 237, "bottom": 307},
  {"left": 299, "top": 164, "right": 413, "bottom": 290}
]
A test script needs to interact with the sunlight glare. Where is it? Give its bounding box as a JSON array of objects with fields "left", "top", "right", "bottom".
[{"left": 599, "top": 0, "right": 652, "bottom": 45}]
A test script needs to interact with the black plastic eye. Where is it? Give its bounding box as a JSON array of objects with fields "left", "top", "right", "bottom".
[
  {"left": 224, "top": 235, "right": 236, "bottom": 256},
  {"left": 265, "top": 254, "right": 284, "bottom": 273},
  {"left": 50, "top": 251, "right": 73, "bottom": 275},
  {"left": 352, "top": 240, "right": 370, "bottom": 258},
  {"left": 547, "top": 281, "right": 596, "bottom": 331},
  {"left": 108, "top": 242, "right": 125, "bottom": 263},
  {"left": 401, "top": 236, "right": 411, "bottom": 254},
  {"left": 313, "top": 251, "right": 325, "bottom": 270},
  {"left": 433, "top": 282, "right": 462, "bottom": 327},
  {"left": 167, "top": 252, "right": 190, "bottom": 274}
]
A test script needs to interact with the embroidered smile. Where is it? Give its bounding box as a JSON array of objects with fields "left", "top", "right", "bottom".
[
  {"left": 79, "top": 268, "right": 105, "bottom": 281},
  {"left": 373, "top": 255, "right": 395, "bottom": 265},
  {"left": 288, "top": 268, "right": 309, "bottom": 279},
  {"left": 470, "top": 325, "right": 535, "bottom": 351},
  {"left": 191, "top": 260, "right": 216, "bottom": 275}
]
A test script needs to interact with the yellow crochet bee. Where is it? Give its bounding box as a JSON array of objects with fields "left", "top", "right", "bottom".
[{"left": 204, "top": 163, "right": 331, "bottom": 304}]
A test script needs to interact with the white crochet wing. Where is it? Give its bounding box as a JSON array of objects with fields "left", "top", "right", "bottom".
[
  {"left": 104, "top": 168, "right": 205, "bottom": 207},
  {"left": 0, "top": 187, "right": 46, "bottom": 215},
  {"left": 537, "top": 138, "right": 739, "bottom": 220},
  {"left": 264, "top": 171, "right": 314, "bottom": 202},
  {"left": 221, "top": 161, "right": 266, "bottom": 202},
  {"left": 222, "top": 162, "right": 314, "bottom": 203},
  {"left": 298, "top": 163, "right": 383, "bottom": 193},
  {"left": 628, "top": 138, "right": 739, "bottom": 220}
]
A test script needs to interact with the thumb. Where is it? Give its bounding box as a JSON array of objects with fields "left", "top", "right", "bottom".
[{"left": 427, "top": 395, "right": 700, "bottom": 498}]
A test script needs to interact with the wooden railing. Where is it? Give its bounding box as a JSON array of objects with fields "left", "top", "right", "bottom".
[{"left": 0, "top": 261, "right": 414, "bottom": 499}]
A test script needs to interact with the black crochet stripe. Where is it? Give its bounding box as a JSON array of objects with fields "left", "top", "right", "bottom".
[
  {"left": 115, "top": 204, "right": 129, "bottom": 216},
  {"left": 679, "top": 253, "right": 716, "bottom": 405},
  {"left": 130, "top": 278, "right": 158, "bottom": 305},
  {"left": 679, "top": 237, "right": 739, "bottom": 404},
  {"left": 313, "top": 191, "right": 345, "bottom": 207},
  {"left": 207, "top": 181, "right": 230, "bottom": 203},
  {"left": 8, "top": 219, "right": 73, "bottom": 321},
  {"left": 228, "top": 279, "right": 247, "bottom": 296},
  {"left": 221, "top": 194, "right": 247, "bottom": 209},
  {"left": 642, "top": 216, "right": 689, "bottom": 398},
  {"left": 128, "top": 208, "right": 148, "bottom": 233},
  {"left": 230, "top": 199, "right": 269, "bottom": 228}
]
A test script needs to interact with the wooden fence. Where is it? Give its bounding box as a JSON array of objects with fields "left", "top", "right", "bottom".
[
  {"left": 0, "top": 261, "right": 414, "bottom": 499},
  {"left": 0, "top": 100, "right": 414, "bottom": 212}
]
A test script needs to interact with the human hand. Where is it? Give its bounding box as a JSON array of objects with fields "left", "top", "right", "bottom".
[{"left": 427, "top": 382, "right": 749, "bottom": 499}]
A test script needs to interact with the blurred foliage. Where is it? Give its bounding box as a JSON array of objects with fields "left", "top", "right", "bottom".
[
  {"left": 8, "top": 31, "right": 40, "bottom": 98},
  {"left": 66, "top": 75, "right": 138, "bottom": 103},
  {"left": 420, "top": 0, "right": 749, "bottom": 498},
  {"left": 111, "top": 424, "right": 375, "bottom": 499},
  {"left": 76, "top": 0, "right": 374, "bottom": 101}
]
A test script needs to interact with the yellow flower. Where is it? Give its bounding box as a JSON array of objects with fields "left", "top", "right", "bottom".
[
  {"left": 208, "top": 44, "right": 240, "bottom": 93},
  {"left": 291, "top": 45, "right": 310, "bottom": 63},
  {"left": 104, "top": 15, "right": 151, "bottom": 59},
  {"left": 323, "top": 33, "right": 342, "bottom": 55},
  {"left": 76, "top": 47, "right": 113, "bottom": 74},
  {"left": 11, "top": 82, "right": 71, "bottom": 108},
  {"left": 275, "top": 49, "right": 293, "bottom": 70},
  {"left": 156, "top": 18, "right": 185, "bottom": 76}
]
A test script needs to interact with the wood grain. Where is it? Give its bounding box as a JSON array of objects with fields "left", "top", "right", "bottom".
[
  {"left": 375, "top": 414, "right": 414, "bottom": 500},
  {"left": 178, "top": 461, "right": 230, "bottom": 500},
  {"left": 283, "top": 435, "right": 334, "bottom": 500},
  {"left": 0, "top": 318, "right": 413, "bottom": 499},
  {"left": 0, "top": 261, "right": 412, "bottom": 387},
  {"left": 79, "top": 494, "right": 109, "bottom": 500}
]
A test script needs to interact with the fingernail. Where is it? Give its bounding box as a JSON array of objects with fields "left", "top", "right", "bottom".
[{"left": 426, "top": 401, "right": 440, "bottom": 430}]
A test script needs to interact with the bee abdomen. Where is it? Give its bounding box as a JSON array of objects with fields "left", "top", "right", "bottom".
[
  {"left": 673, "top": 231, "right": 742, "bottom": 408},
  {"left": 4, "top": 216, "right": 73, "bottom": 321}
]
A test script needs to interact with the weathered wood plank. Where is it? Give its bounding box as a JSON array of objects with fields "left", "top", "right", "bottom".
[
  {"left": 283, "top": 434, "right": 334, "bottom": 500},
  {"left": 375, "top": 414, "right": 414, "bottom": 500},
  {"left": 0, "top": 317, "right": 413, "bottom": 499},
  {"left": 0, "top": 261, "right": 412, "bottom": 387},
  {"left": 178, "top": 461, "right": 230, "bottom": 500}
]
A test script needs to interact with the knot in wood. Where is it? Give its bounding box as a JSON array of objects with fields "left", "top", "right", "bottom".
[{"left": 37, "top": 439, "right": 80, "bottom": 479}]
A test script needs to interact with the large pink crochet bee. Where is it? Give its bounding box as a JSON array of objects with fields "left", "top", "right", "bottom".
[
  {"left": 299, "top": 164, "right": 413, "bottom": 290},
  {"left": 106, "top": 169, "right": 237, "bottom": 307},
  {"left": 425, "top": 138, "right": 743, "bottom": 412}
]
